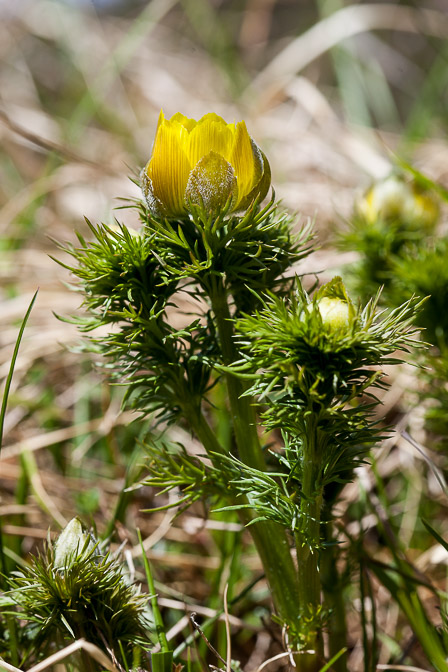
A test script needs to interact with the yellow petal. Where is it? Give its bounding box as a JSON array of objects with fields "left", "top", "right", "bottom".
[
  {"left": 147, "top": 119, "right": 191, "bottom": 216},
  {"left": 187, "top": 115, "right": 234, "bottom": 167},
  {"left": 170, "top": 112, "right": 198, "bottom": 132},
  {"left": 199, "top": 112, "right": 232, "bottom": 127},
  {"left": 231, "top": 122, "right": 262, "bottom": 207},
  {"left": 155, "top": 109, "right": 165, "bottom": 132},
  {"left": 235, "top": 147, "right": 271, "bottom": 211},
  {"left": 410, "top": 189, "right": 439, "bottom": 230},
  {"left": 357, "top": 187, "right": 376, "bottom": 222},
  {"left": 185, "top": 151, "right": 237, "bottom": 213}
]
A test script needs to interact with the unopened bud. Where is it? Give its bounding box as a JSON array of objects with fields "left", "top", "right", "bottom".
[
  {"left": 318, "top": 297, "right": 353, "bottom": 331},
  {"left": 54, "top": 517, "right": 95, "bottom": 569}
]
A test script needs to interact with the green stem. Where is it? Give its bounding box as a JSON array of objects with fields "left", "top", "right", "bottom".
[
  {"left": 184, "top": 403, "right": 227, "bottom": 457},
  {"left": 294, "top": 418, "right": 324, "bottom": 672},
  {"left": 138, "top": 529, "right": 171, "bottom": 654},
  {"left": 186, "top": 403, "right": 301, "bottom": 627},
  {"left": 209, "top": 284, "right": 265, "bottom": 470},
  {"left": 207, "top": 281, "right": 301, "bottom": 629},
  {"left": 320, "top": 518, "right": 348, "bottom": 672}
]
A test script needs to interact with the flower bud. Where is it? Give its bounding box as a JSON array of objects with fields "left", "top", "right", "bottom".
[
  {"left": 315, "top": 277, "right": 355, "bottom": 333},
  {"left": 356, "top": 175, "right": 438, "bottom": 229},
  {"left": 141, "top": 111, "right": 271, "bottom": 218},
  {"left": 54, "top": 517, "right": 95, "bottom": 569},
  {"left": 318, "top": 297, "right": 352, "bottom": 331}
]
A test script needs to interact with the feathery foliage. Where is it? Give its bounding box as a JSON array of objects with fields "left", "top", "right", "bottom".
[
  {"left": 141, "top": 196, "right": 314, "bottom": 311},
  {"left": 235, "top": 279, "right": 424, "bottom": 492},
  {"left": 5, "top": 520, "right": 153, "bottom": 669}
]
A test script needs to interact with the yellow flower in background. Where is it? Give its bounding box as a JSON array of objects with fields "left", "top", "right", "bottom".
[
  {"left": 356, "top": 175, "right": 438, "bottom": 229},
  {"left": 141, "top": 111, "right": 271, "bottom": 218}
]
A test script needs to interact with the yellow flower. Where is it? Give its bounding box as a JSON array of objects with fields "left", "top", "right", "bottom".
[
  {"left": 141, "top": 111, "right": 271, "bottom": 217},
  {"left": 357, "top": 175, "right": 438, "bottom": 229}
]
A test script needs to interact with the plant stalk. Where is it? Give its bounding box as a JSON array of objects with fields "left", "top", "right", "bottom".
[
  {"left": 320, "top": 518, "right": 348, "bottom": 672},
  {"left": 208, "top": 282, "right": 301, "bottom": 629},
  {"left": 187, "top": 402, "right": 301, "bottom": 628},
  {"left": 294, "top": 418, "right": 324, "bottom": 672},
  {"left": 138, "top": 529, "right": 171, "bottom": 654}
]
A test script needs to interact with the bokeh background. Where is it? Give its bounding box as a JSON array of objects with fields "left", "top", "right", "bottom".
[{"left": 1, "top": 1, "right": 448, "bottom": 667}]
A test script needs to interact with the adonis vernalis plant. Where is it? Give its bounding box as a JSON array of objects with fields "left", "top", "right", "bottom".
[
  {"left": 58, "top": 112, "right": 426, "bottom": 671},
  {"left": 338, "top": 173, "right": 439, "bottom": 302},
  {"left": 339, "top": 170, "right": 448, "bottom": 449},
  {"left": 5, "top": 518, "right": 153, "bottom": 670}
]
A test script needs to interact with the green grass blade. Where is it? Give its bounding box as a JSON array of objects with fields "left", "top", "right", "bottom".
[
  {"left": 137, "top": 528, "right": 171, "bottom": 655},
  {"left": 318, "top": 648, "right": 348, "bottom": 672},
  {"left": 0, "top": 289, "right": 37, "bottom": 662},
  {"left": 422, "top": 519, "right": 448, "bottom": 553},
  {"left": 0, "top": 289, "right": 38, "bottom": 452}
]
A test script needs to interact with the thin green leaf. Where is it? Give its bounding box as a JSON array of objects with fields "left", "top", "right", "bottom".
[{"left": 0, "top": 290, "right": 38, "bottom": 451}]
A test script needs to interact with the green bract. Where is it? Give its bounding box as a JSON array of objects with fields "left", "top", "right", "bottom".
[{"left": 54, "top": 517, "right": 96, "bottom": 569}]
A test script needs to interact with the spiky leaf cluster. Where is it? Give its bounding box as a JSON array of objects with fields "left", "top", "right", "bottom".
[
  {"left": 338, "top": 173, "right": 440, "bottom": 303},
  {"left": 212, "top": 452, "right": 306, "bottom": 531},
  {"left": 235, "top": 279, "right": 423, "bottom": 488},
  {"left": 140, "top": 441, "right": 309, "bottom": 533},
  {"left": 388, "top": 237, "right": 448, "bottom": 348},
  {"left": 140, "top": 438, "right": 318, "bottom": 534},
  {"left": 141, "top": 440, "right": 312, "bottom": 534},
  {"left": 140, "top": 196, "right": 314, "bottom": 312},
  {"left": 95, "top": 313, "right": 218, "bottom": 422},
  {"left": 59, "top": 220, "right": 175, "bottom": 322},
  {"left": 59, "top": 198, "right": 313, "bottom": 422},
  {"left": 6, "top": 537, "right": 153, "bottom": 667},
  {"left": 338, "top": 214, "right": 429, "bottom": 302},
  {"left": 140, "top": 437, "right": 326, "bottom": 534},
  {"left": 58, "top": 221, "right": 219, "bottom": 422},
  {"left": 341, "top": 231, "right": 448, "bottom": 350},
  {"left": 139, "top": 440, "right": 233, "bottom": 514},
  {"left": 338, "top": 170, "right": 448, "bottom": 443}
]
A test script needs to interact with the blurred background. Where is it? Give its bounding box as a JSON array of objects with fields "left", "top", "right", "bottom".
[{"left": 1, "top": 2, "right": 448, "bottom": 664}]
